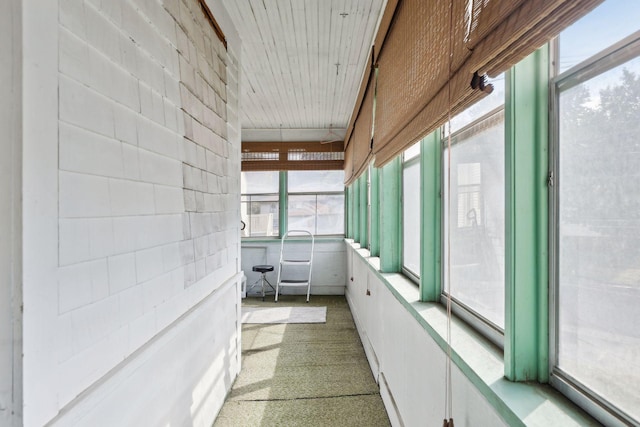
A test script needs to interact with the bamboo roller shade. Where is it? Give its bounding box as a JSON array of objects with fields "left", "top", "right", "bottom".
[
  {"left": 345, "top": 0, "right": 603, "bottom": 179},
  {"left": 344, "top": 74, "right": 375, "bottom": 185}
]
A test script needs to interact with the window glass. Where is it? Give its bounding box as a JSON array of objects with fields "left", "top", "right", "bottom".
[
  {"left": 288, "top": 170, "right": 345, "bottom": 192},
  {"left": 288, "top": 170, "right": 344, "bottom": 235},
  {"left": 403, "top": 148, "right": 421, "bottom": 278},
  {"left": 448, "top": 74, "right": 505, "bottom": 132},
  {"left": 559, "top": 0, "right": 640, "bottom": 73},
  {"left": 557, "top": 54, "right": 640, "bottom": 420},
  {"left": 404, "top": 141, "right": 421, "bottom": 161},
  {"left": 443, "top": 110, "right": 505, "bottom": 329},
  {"left": 241, "top": 171, "right": 280, "bottom": 237}
]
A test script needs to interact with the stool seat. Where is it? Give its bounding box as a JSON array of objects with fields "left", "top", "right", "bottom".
[{"left": 252, "top": 264, "right": 274, "bottom": 273}]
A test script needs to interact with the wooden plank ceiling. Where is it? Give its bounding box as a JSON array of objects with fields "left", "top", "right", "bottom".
[{"left": 220, "top": 0, "right": 385, "bottom": 142}]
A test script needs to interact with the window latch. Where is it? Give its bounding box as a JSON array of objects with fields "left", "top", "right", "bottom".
[{"left": 548, "top": 170, "right": 554, "bottom": 187}]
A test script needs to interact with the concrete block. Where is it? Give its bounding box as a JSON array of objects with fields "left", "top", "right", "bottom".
[
  {"left": 60, "top": 74, "right": 115, "bottom": 138},
  {"left": 193, "top": 235, "right": 208, "bottom": 261},
  {"left": 109, "top": 178, "right": 155, "bottom": 216},
  {"left": 161, "top": 242, "right": 182, "bottom": 272},
  {"left": 137, "top": 115, "right": 178, "bottom": 158},
  {"left": 184, "top": 188, "right": 196, "bottom": 212},
  {"left": 70, "top": 294, "right": 120, "bottom": 354},
  {"left": 118, "top": 284, "right": 144, "bottom": 326},
  {"left": 179, "top": 240, "right": 195, "bottom": 265},
  {"left": 58, "top": 258, "right": 109, "bottom": 314},
  {"left": 164, "top": 68, "right": 181, "bottom": 104},
  {"left": 154, "top": 184, "right": 185, "bottom": 214},
  {"left": 119, "top": 34, "right": 138, "bottom": 76},
  {"left": 121, "top": 143, "right": 141, "bottom": 180},
  {"left": 60, "top": 0, "right": 87, "bottom": 38},
  {"left": 59, "top": 26, "right": 90, "bottom": 85},
  {"left": 139, "top": 148, "right": 183, "bottom": 186},
  {"left": 108, "top": 253, "right": 138, "bottom": 294},
  {"left": 184, "top": 262, "right": 196, "bottom": 287},
  {"left": 163, "top": 98, "right": 179, "bottom": 132},
  {"left": 88, "top": 217, "right": 116, "bottom": 259},
  {"left": 136, "top": 48, "right": 166, "bottom": 97},
  {"left": 59, "top": 122, "right": 124, "bottom": 179},
  {"left": 85, "top": 0, "right": 121, "bottom": 63},
  {"left": 60, "top": 219, "right": 91, "bottom": 266},
  {"left": 135, "top": 246, "right": 164, "bottom": 283},
  {"left": 112, "top": 216, "right": 139, "bottom": 254},
  {"left": 195, "top": 258, "right": 206, "bottom": 281},
  {"left": 195, "top": 190, "right": 205, "bottom": 212},
  {"left": 182, "top": 138, "right": 197, "bottom": 166},
  {"left": 113, "top": 103, "right": 139, "bottom": 145},
  {"left": 59, "top": 171, "right": 111, "bottom": 218},
  {"left": 142, "top": 272, "right": 173, "bottom": 313}
]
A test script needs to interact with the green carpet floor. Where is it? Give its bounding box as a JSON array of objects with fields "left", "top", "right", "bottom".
[{"left": 214, "top": 295, "right": 391, "bottom": 427}]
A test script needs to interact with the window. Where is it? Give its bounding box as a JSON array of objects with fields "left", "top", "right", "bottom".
[
  {"left": 443, "top": 85, "right": 506, "bottom": 334},
  {"left": 402, "top": 142, "right": 421, "bottom": 279},
  {"left": 241, "top": 171, "right": 280, "bottom": 237},
  {"left": 552, "top": 7, "right": 640, "bottom": 423},
  {"left": 288, "top": 170, "right": 345, "bottom": 235}
]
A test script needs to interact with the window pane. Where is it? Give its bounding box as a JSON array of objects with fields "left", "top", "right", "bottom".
[
  {"left": 443, "top": 111, "right": 505, "bottom": 328},
  {"left": 288, "top": 194, "right": 345, "bottom": 235},
  {"left": 241, "top": 195, "right": 279, "bottom": 237},
  {"left": 404, "top": 141, "right": 421, "bottom": 161},
  {"left": 448, "top": 74, "right": 505, "bottom": 132},
  {"left": 559, "top": 0, "right": 640, "bottom": 73},
  {"left": 318, "top": 195, "right": 345, "bottom": 235},
  {"left": 241, "top": 171, "right": 279, "bottom": 237},
  {"left": 557, "top": 55, "right": 640, "bottom": 419},
  {"left": 288, "top": 170, "right": 344, "bottom": 192},
  {"left": 241, "top": 171, "right": 279, "bottom": 194},
  {"left": 403, "top": 160, "right": 420, "bottom": 276}
]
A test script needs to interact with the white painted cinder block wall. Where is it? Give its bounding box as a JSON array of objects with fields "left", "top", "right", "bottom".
[
  {"left": 241, "top": 240, "right": 347, "bottom": 297},
  {"left": 20, "top": 0, "right": 243, "bottom": 425}
]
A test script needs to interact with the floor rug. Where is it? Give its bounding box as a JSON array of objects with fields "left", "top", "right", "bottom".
[{"left": 241, "top": 306, "right": 327, "bottom": 324}]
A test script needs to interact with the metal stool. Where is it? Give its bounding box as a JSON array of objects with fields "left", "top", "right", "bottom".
[{"left": 248, "top": 265, "right": 275, "bottom": 300}]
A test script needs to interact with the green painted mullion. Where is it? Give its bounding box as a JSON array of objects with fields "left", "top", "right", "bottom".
[
  {"left": 504, "top": 45, "right": 549, "bottom": 382},
  {"left": 279, "top": 171, "right": 287, "bottom": 236},
  {"left": 353, "top": 179, "right": 361, "bottom": 243},
  {"left": 370, "top": 166, "right": 380, "bottom": 257},
  {"left": 345, "top": 186, "right": 352, "bottom": 239},
  {"left": 379, "top": 157, "right": 402, "bottom": 272},
  {"left": 359, "top": 173, "right": 368, "bottom": 249},
  {"left": 420, "top": 131, "right": 442, "bottom": 301}
]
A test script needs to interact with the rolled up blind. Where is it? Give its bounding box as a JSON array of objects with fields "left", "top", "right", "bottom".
[{"left": 370, "top": 0, "right": 602, "bottom": 167}]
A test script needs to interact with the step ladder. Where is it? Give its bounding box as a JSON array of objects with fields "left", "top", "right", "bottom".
[{"left": 275, "top": 230, "right": 314, "bottom": 302}]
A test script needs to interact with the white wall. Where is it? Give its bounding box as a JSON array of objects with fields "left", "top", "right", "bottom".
[
  {"left": 241, "top": 240, "right": 347, "bottom": 296},
  {"left": 346, "top": 244, "right": 507, "bottom": 427},
  {"left": 0, "top": 0, "right": 22, "bottom": 425},
  {"left": 21, "top": 0, "right": 242, "bottom": 425}
]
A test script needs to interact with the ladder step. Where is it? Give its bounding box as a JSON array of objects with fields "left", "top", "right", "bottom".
[
  {"left": 281, "top": 260, "right": 310, "bottom": 265},
  {"left": 279, "top": 280, "right": 309, "bottom": 284}
]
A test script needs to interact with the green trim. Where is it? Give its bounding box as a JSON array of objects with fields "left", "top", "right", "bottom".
[
  {"left": 279, "top": 171, "right": 288, "bottom": 236},
  {"left": 379, "top": 157, "right": 401, "bottom": 272},
  {"left": 353, "top": 180, "right": 361, "bottom": 243},
  {"left": 345, "top": 187, "right": 352, "bottom": 239},
  {"left": 504, "top": 45, "right": 550, "bottom": 382},
  {"left": 359, "top": 173, "right": 368, "bottom": 248},
  {"left": 370, "top": 165, "right": 380, "bottom": 257},
  {"left": 419, "top": 131, "right": 442, "bottom": 301}
]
